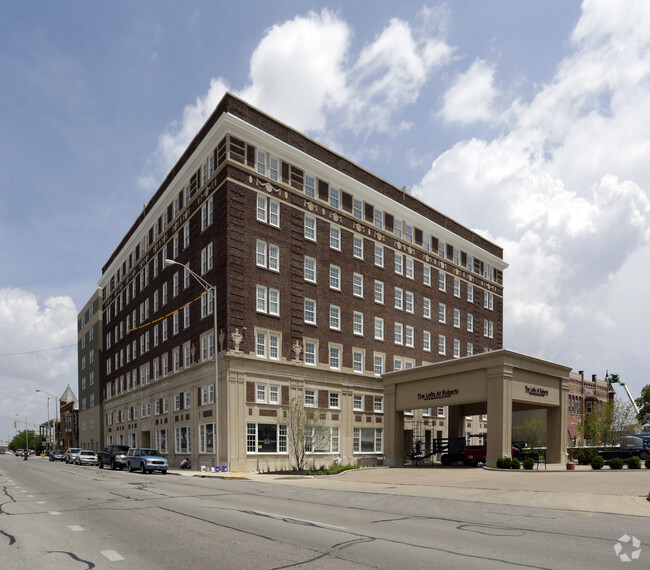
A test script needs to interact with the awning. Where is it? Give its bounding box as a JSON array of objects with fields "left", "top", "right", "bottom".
[{"left": 568, "top": 426, "right": 577, "bottom": 439}]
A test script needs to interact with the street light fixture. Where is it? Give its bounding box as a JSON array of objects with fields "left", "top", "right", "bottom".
[
  {"left": 36, "top": 389, "right": 58, "bottom": 450},
  {"left": 164, "top": 258, "right": 221, "bottom": 468}
]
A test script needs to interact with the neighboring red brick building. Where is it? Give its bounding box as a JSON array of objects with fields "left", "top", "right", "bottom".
[
  {"left": 59, "top": 384, "right": 78, "bottom": 451},
  {"left": 567, "top": 371, "right": 615, "bottom": 444}
]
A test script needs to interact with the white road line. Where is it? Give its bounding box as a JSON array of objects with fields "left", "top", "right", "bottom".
[
  {"left": 49, "top": 511, "right": 61, "bottom": 516},
  {"left": 68, "top": 525, "right": 84, "bottom": 532},
  {"left": 37, "top": 501, "right": 45, "bottom": 504},
  {"left": 101, "top": 550, "right": 125, "bottom": 562}
]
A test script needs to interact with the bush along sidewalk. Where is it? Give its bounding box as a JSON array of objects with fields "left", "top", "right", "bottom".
[
  {"left": 495, "top": 456, "right": 520, "bottom": 469},
  {"left": 591, "top": 455, "right": 604, "bottom": 470}
]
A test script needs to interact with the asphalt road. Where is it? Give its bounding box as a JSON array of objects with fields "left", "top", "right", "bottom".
[{"left": 1, "top": 455, "right": 648, "bottom": 568}]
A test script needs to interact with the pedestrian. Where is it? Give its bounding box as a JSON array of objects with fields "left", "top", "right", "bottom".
[{"left": 180, "top": 457, "right": 191, "bottom": 469}]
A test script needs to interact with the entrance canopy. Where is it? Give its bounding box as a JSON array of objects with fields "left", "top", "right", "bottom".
[{"left": 383, "top": 349, "right": 571, "bottom": 466}]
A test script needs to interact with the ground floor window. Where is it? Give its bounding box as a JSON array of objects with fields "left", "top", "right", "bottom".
[
  {"left": 353, "top": 428, "right": 383, "bottom": 453},
  {"left": 247, "top": 423, "right": 287, "bottom": 453},
  {"left": 175, "top": 426, "right": 191, "bottom": 454},
  {"left": 199, "top": 423, "right": 215, "bottom": 453},
  {"left": 128, "top": 433, "right": 137, "bottom": 448},
  {"left": 306, "top": 426, "right": 340, "bottom": 453},
  {"left": 156, "top": 429, "right": 168, "bottom": 454}
]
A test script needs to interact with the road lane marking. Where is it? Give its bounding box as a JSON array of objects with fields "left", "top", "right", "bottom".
[
  {"left": 68, "top": 525, "right": 84, "bottom": 532},
  {"left": 49, "top": 511, "right": 61, "bottom": 516},
  {"left": 101, "top": 550, "right": 125, "bottom": 561}
]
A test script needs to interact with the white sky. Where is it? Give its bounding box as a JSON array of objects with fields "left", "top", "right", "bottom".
[{"left": 1, "top": 1, "right": 648, "bottom": 441}]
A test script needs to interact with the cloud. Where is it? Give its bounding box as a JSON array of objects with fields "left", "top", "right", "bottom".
[
  {"left": 140, "top": 8, "right": 453, "bottom": 185},
  {"left": 413, "top": 1, "right": 650, "bottom": 386},
  {"left": 440, "top": 59, "right": 497, "bottom": 125},
  {"left": 0, "top": 288, "right": 77, "bottom": 439}
]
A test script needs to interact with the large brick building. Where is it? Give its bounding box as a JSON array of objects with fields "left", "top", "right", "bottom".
[{"left": 97, "top": 93, "right": 506, "bottom": 471}]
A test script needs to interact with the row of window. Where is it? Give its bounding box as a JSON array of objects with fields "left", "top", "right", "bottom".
[{"left": 106, "top": 423, "right": 213, "bottom": 455}]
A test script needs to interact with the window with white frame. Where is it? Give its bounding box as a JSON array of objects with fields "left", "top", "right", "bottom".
[
  {"left": 439, "top": 303, "right": 446, "bottom": 323},
  {"left": 405, "top": 291, "right": 414, "bottom": 313},
  {"left": 256, "top": 383, "right": 267, "bottom": 403},
  {"left": 353, "top": 273, "right": 363, "bottom": 297},
  {"left": 174, "top": 426, "right": 191, "bottom": 454},
  {"left": 199, "top": 423, "right": 215, "bottom": 453},
  {"left": 256, "top": 330, "right": 281, "bottom": 360},
  {"left": 353, "top": 198, "right": 363, "bottom": 220},
  {"left": 329, "top": 344, "right": 341, "bottom": 369},
  {"left": 329, "top": 187, "right": 340, "bottom": 209},
  {"left": 201, "top": 197, "right": 213, "bottom": 231},
  {"left": 246, "top": 423, "right": 287, "bottom": 454},
  {"left": 374, "top": 209, "right": 383, "bottom": 229},
  {"left": 374, "top": 280, "right": 384, "bottom": 304},
  {"left": 304, "top": 298, "right": 316, "bottom": 325},
  {"left": 353, "top": 234, "right": 364, "bottom": 259},
  {"left": 329, "top": 392, "right": 340, "bottom": 409},
  {"left": 374, "top": 244, "right": 384, "bottom": 267},
  {"left": 256, "top": 150, "right": 279, "bottom": 181},
  {"left": 329, "top": 265, "right": 341, "bottom": 290},
  {"left": 353, "top": 349, "right": 364, "bottom": 373},
  {"left": 269, "top": 385, "right": 279, "bottom": 404},
  {"left": 467, "top": 313, "right": 474, "bottom": 332},
  {"left": 467, "top": 284, "right": 474, "bottom": 303},
  {"left": 453, "top": 339, "right": 461, "bottom": 358},
  {"left": 439, "top": 271, "right": 446, "bottom": 292},
  {"left": 484, "top": 291, "right": 494, "bottom": 310},
  {"left": 405, "top": 257, "right": 414, "bottom": 279},
  {"left": 439, "top": 334, "right": 446, "bottom": 355},
  {"left": 405, "top": 325, "right": 414, "bottom": 347},
  {"left": 423, "top": 264, "right": 431, "bottom": 286},
  {"left": 484, "top": 320, "right": 494, "bottom": 338},
  {"left": 256, "top": 285, "right": 280, "bottom": 316},
  {"left": 304, "top": 339, "right": 317, "bottom": 365},
  {"left": 353, "top": 394, "right": 363, "bottom": 410},
  {"left": 394, "top": 322, "right": 403, "bottom": 345},
  {"left": 394, "top": 287, "right": 403, "bottom": 310},
  {"left": 353, "top": 427, "right": 383, "bottom": 453},
  {"left": 453, "top": 308, "right": 461, "bottom": 328},
  {"left": 329, "top": 305, "right": 341, "bottom": 330},
  {"left": 394, "top": 252, "right": 403, "bottom": 275},
  {"left": 423, "top": 297, "right": 431, "bottom": 319},
  {"left": 304, "top": 257, "right": 316, "bottom": 283},
  {"left": 454, "top": 278, "right": 461, "bottom": 297},
  {"left": 201, "top": 385, "right": 214, "bottom": 405},
  {"left": 304, "top": 174, "right": 316, "bottom": 198},
  {"left": 423, "top": 330, "right": 431, "bottom": 352},
  {"left": 353, "top": 311, "right": 364, "bottom": 336},
  {"left": 256, "top": 240, "right": 279, "bottom": 271},
  {"left": 374, "top": 353, "right": 384, "bottom": 376},
  {"left": 374, "top": 317, "right": 384, "bottom": 340},
  {"left": 257, "top": 195, "right": 280, "bottom": 227},
  {"left": 304, "top": 389, "right": 316, "bottom": 407},
  {"left": 467, "top": 343, "right": 474, "bottom": 356},
  {"left": 329, "top": 225, "right": 341, "bottom": 250},
  {"left": 201, "top": 243, "right": 214, "bottom": 274},
  {"left": 304, "top": 214, "right": 316, "bottom": 241},
  {"left": 374, "top": 396, "right": 384, "bottom": 413}
]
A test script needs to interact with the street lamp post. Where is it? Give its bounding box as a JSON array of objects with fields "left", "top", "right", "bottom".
[
  {"left": 36, "top": 389, "right": 58, "bottom": 449},
  {"left": 164, "top": 258, "right": 221, "bottom": 469}
]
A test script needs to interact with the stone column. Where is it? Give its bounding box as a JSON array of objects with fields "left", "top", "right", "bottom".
[
  {"left": 384, "top": 385, "right": 404, "bottom": 467},
  {"left": 486, "top": 366, "right": 513, "bottom": 466},
  {"left": 447, "top": 405, "right": 465, "bottom": 438},
  {"left": 546, "top": 376, "right": 569, "bottom": 464}
]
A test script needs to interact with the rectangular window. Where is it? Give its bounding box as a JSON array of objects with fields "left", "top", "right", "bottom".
[
  {"left": 174, "top": 426, "right": 191, "bottom": 454},
  {"left": 484, "top": 291, "right": 494, "bottom": 310},
  {"left": 304, "top": 389, "right": 316, "bottom": 407},
  {"left": 467, "top": 284, "right": 474, "bottom": 303},
  {"left": 329, "top": 187, "right": 340, "bottom": 209},
  {"left": 394, "top": 322, "right": 403, "bottom": 345},
  {"left": 329, "top": 265, "right": 341, "bottom": 290},
  {"left": 304, "top": 257, "right": 316, "bottom": 282},
  {"left": 353, "top": 273, "right": 363, "bottom": 297},
  {"left": 304, "top": 299, "right": 316, "bottom": 325},
  {"left": 467, "top": 314, "right": 474, "bottom": 332},
  {"left": 394, "top": 287, "right": 403, "bottom": 310},
  {"left": 330, "top": 225, "right": 341, "bottom": 250},
  {"left": 199, "top": 423, "right": 215, "bottom": 454},
  {"left": 353, "top": 311, "right": 364, "bottom": 336},
  {"left": 269, "top": 385, "right": 279, "bottom": 404},
  {"left": 405, "top": 257, "right": 414, "bottom": 279},
  {"left": 405, "top": 291, "right": 414, "bottom": 313},
  {"left": 246, "top": 423, "right": 287, "bottom": 454},
  {"left": 305, "top": 174, "right": 316, "bottom": 198},
  {"left": 304, "top": 215, "right": 316, "bottom": 241},
  {"left": 374, "top": 354, "right": 384, "bottom": 376},
  {"left": 374, "top": 317, "right": 384, "bottom": 340},
  {"left": 438, "top": 303, "right": 446, "bottom": 323},
  {"left": 304, "top": 340, "right": 317, "bottom": 365},
  {"left": 423, "top": 297, "right": 431, "bottom": 319},
  {"left": 374, "top": 396, "right": 384, "bottom": 413},
  {"left": 453, "top": 339, "right": 461, "bottom": 358},
  {"left": 423, "top": 265, "right": 431, "bottom": 286},
  {"left": 374, "top": 280, "right": 384, "bottom": 304},
  {"left": 329, "top": 305, "right": 341, "bottom": 330},
  {"left": 405, "top": 325, "right": 414, "bottom": 347},
  {"left": 353, "top": 394, "right": 363, "bottom": 411},
  {"left": 353, "top": 198, "right": 363, "bottom": 220},
  {"left": 453, "top": 308, "right": 461, "bottom": 328},
  {"left": 484, "top": 320, "right": 494, "bottom": 338},
  {"left": 353, "top": 234, "right": 363, "bottom": 259},
  {"left": 423, "top": 330, "right": 431, "bottom": 352},
  {"left": 329, "top": 392, "right": 340, "bottom": 409},
  {"left": 329, "top": 345, "right": 341, "bottom": 369},
  {"left": 353, "top": 349, "right": 364, "bottom": 373},
  {"left": 374, "top": 209, "right": 383, "bottom": 229},
  {"left": 454, "top": 278, "right": 461, "bottom": 297},
  {"left": 374, "top": 244, "right": 384, "bottom": 267},
  {"left": 394, "top": 252, "right": 403, "bottom": 275},
  {"left": 438, "top": 335, "right": 446, "bottom": 355},
  {"left": 439, "top": 271, "right": 446, "bottom": 292}
]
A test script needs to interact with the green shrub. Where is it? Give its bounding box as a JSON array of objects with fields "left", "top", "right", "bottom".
[
  {"left": 511, "top": 457, "right": 521, "bottom": 470},
  {"left": 523, "top": 457, "right": 535, "bottom": 470},
  {"left": 609, "top": 457, "right": 624, "bottom": 470},
  {"left": 591, "top": 455, "right": 604, "bottom": 470},
  {"left": 575, "top": 449, "right": 595, "bottom": 465},
  {"left": 646, "top": 457, "right": 650, "bottom": 469},
  {"left": 496, "top": 456, "right": 512, "bottom": 469},
  {"left": 627, "top": 456, "right": 641, "bottom": 469}
]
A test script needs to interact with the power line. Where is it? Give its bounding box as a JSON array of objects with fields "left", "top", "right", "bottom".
[{"left": 0, "top": 344, "right": 76, "bottom": 357}]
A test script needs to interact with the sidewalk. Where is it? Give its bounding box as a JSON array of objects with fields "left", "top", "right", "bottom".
[{"left": 169, "top": 464, "right": 650, "bottom": 517}]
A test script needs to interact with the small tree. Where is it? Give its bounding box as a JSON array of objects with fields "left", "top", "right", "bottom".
[
  {"left": 10, "top": 430, "right": 40, "bottom": 451},
  {"left": 284, "top": 397, "right": 328, "bottom": 471},
  {"left": 513, "top": 417, "right": 544, "bottom": 453},
  {"left": 635, "top": 384, "right": 650, "bottom": 427},
  {"left": 579, "top": 398, "right": 637, "bottom": 446}
]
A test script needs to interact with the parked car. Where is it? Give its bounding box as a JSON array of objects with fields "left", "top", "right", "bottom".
[
  {"left": 15, "top": 449, "right": 24, "bottom": 457},
  {"left": 126, "top": 448, "right": 168, "bottom": 474},
  {"left": 75, "top": 450, "right": 99, "bottom": 466},
  {"left": 49, "top": 450, "right": 65, "bottom": 462},
  {"left": 97, "top": 444, "right": 130, "bottom": 470},
  {"left": 64, "top": 448, "right": 81, "bottom": 464}
]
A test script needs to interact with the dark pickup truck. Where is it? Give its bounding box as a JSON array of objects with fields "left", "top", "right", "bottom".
[{"left": 97, "top": 445, "right": 130, "bottom": 470}]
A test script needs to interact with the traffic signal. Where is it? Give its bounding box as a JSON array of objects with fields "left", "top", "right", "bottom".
[{"left": 14, "top": 421, "right": 16, "bottom": 429}]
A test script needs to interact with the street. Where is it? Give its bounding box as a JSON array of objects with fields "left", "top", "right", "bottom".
[{"left": 0, "top": 455, "right": 648, "bottom": 568}]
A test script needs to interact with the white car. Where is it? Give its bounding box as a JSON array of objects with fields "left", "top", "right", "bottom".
[{"left": 75, "top": 450, "right": 99, "bottom": 466}]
